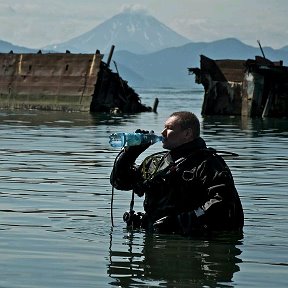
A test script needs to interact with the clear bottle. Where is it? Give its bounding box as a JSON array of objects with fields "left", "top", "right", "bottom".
[{"left": 109, "top": 132, "right": 163, "bottom": 148}]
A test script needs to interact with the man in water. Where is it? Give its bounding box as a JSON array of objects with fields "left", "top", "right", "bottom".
[{"left": 110, "top": 111, "right": 244, "bottom": 235}]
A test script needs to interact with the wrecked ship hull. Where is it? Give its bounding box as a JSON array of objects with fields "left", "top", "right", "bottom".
[
  {"left": 0, "top": 50, "right": 151, "bottom": 113},
  {"left": 189, "top": 55, "right": 288, "bottom": 118}
]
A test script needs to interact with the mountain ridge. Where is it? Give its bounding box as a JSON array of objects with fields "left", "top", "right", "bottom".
[
  {"left": 0, "top": 39, "right": 37, "bottom": 53},
  {"left": 1, "top": 10, "right": 288, "bottom": 88},
  {"left": 44, "top": 11, "right": 191, "bottom": 54}
]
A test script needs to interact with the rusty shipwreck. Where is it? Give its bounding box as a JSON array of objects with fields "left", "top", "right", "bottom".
[
  {"left": 0, "top": 46, "right": 152, "bottom": 113},
  {"left": 189, "top": 54, "right": 288, "bottom": 118}
]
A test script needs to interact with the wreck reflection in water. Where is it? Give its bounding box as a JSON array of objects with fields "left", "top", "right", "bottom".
[{"left": 108, "top": 230, "right": 243, "bottom": 287}]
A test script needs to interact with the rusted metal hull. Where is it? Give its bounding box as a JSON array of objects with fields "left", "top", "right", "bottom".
[
  {"left": 189, "top": 55, "right": 288, "bottom": 118},
  {"left": 0, "top": 50, "right": 151, "bottom": 113}
]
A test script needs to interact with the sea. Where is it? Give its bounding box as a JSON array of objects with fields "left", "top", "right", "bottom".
[{"left": 0, "top": 88, "right": 287, "bottom": 288}]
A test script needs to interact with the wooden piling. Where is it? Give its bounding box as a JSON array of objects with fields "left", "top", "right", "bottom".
[{"left": 152, "top": 97, "right": 159, "bottom": 113}]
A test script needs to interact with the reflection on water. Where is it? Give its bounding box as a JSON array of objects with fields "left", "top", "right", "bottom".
[
  {"left": 108, "top": 230, "right": 243, "bottom": 288},
  {"left": 202, "top": 115, "right": 288, "bottom": 138},
  {"left": 0, "top": 88, "right": 287, "bottom": 287}
]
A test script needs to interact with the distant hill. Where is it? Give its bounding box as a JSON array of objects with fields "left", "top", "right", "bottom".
[
  {"left": 0, "top": 39, "right": 36, "bottom": 53},
  {"left": 43, "top": 10, "right": 190, "bottom": 54},
  {"left": 112, "top": 38, "right": 288, "bottom": 88}
]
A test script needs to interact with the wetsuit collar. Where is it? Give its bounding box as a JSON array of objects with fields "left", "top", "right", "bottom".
[{"left": 169, "top": 137, "right": 207, "bottom": 162}]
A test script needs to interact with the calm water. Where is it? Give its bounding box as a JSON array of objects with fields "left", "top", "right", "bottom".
[{"left": 0, "top": 88, "right": 287, "bottom": 287}]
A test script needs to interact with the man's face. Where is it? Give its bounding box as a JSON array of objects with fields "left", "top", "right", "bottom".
[{"left": 161, "top": 116, "right": 191, "bottom": 150}]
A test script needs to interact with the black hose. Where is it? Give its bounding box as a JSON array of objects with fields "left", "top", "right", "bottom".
[{"left": 110, "top": 149, "right": 123, "bottom": 227}]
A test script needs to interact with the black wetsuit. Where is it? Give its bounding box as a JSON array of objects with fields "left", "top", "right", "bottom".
[{"left": 110, "top": 137, "right": 244, "bottom": 235}]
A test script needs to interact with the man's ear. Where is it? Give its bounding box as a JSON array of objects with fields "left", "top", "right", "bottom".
[{"left": 185, "top": 128, "right": 194, "bottom": 140}]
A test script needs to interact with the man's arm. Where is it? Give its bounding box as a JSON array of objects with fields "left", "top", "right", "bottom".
[{"left": 110, "top": 143, "right": 150, "bottom": 191}]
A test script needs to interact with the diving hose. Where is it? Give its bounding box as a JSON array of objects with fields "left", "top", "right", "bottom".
[{"left": 110, "top": 148, "right": 135, "bottom": 227}]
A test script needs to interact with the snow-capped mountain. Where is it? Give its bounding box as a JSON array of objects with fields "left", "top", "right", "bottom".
[{"left": 44, "top": 11, "right": 191, "bottom": 54}]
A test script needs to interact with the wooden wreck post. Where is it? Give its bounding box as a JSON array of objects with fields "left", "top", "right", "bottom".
[
  {"left": 262, "top": 90, "right": 274, "bottom": 117},
  {"left": 106, "top": 45, "right": 115, "bottom": 68},
  {"left": 152, "top": 97, "right": 159, "bottom": 113},
  {"left": 241, "top": 71, "right": 264, "bottom": 117},
  {"left": 90, "top": 45, "right": 152, "bottom": 113}
]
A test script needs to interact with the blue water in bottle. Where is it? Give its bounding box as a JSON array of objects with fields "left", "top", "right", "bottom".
[{"left": 109, "top": 132, "right": 163, "bottom": 148}]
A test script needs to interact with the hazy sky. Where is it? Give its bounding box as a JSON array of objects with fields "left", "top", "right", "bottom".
[{"left": 1, "top": 0, "right": 287, "bottom": 49}]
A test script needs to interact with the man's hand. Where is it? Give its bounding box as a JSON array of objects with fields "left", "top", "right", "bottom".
[
  {"left": 125, "top": 129, "right": 151, "bottom": 154},
  {"left": 135, "top": 129, "right": 150, "bottom": 134}
]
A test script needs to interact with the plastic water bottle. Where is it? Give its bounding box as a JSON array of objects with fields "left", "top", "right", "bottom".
[{"left": 109, "top": 132, "right": 163, "bottom": 148}]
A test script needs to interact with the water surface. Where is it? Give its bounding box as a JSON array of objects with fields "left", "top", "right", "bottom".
[{"left": 0, "top": 88, "right": 287, "bottom": 287}]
